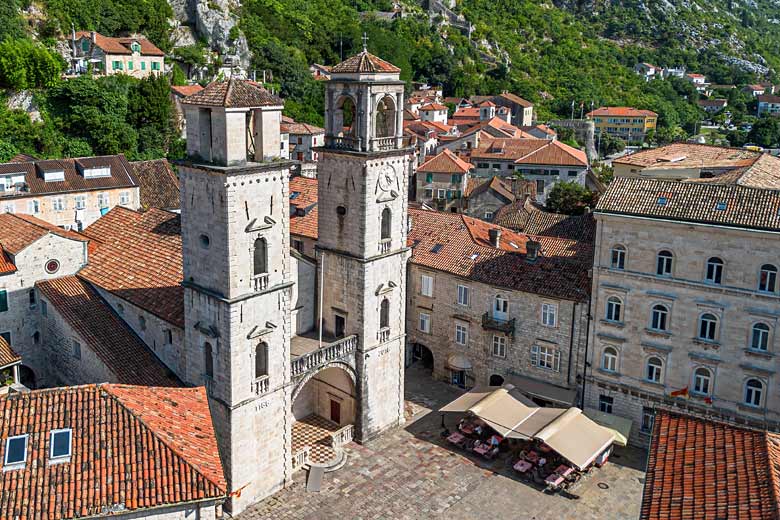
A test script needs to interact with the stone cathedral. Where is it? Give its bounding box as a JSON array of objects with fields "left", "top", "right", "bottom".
[{"left": 178, "top": 50, "right": 411, "bottom": 513}]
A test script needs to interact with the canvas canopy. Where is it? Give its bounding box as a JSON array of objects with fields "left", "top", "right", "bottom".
[
  {"left": 441, "top": 387, "right": 615, "bottom": 470},
  {"left": 584, "top": 408, "right": 632, "bottom": 447}
]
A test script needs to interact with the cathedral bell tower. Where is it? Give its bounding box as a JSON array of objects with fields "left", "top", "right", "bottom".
[
  {"left": 317, "top": 46, "right": 411, "bottom": 441},
  {"left": 178, "top": 79, "right": 294, "bottom": 513}
]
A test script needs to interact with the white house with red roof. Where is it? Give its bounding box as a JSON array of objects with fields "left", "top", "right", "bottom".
[
  {"left": 69, "top": 31, "right": 165, "bottom": 77},
  {"left": 418, "top": 102, "right": 449, "bottom": 124}
]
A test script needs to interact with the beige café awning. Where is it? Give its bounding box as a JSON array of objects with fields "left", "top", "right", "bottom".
[
  {"left": 447, "top": 354, "right": 473, "bottom": 371},
  {"left": 505, "top": 374, "right": 577, "bottom": 406},
  {"left": 534, "top": 408, "right": 616, "bottom": 470},
  {"left": 584, "top": 408, "right": 633, "bottom": 447},
  {"left": 440, "top": 386, "right": 538, "bottom": 439}
]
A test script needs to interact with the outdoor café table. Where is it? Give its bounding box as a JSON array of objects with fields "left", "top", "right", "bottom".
[
  {"left": 525, "top": 450, "right": 539, "bottom": 463},
  {"left": 545, "top": 473, "right": 565, "bottom": 487},
  {"left": 555, "top": 464, "right": 574, "bottom": 477},
  {"left": 447, "top": 432, "right": 465, "bottom": 445},
  {"left": 473, "top": 443, "right": 490, "bottom": 456},
  {"left": 460, "top": 422, "right": 476, "bottom": 434},
  {"left": 513, "top": 460, "right": 533, "bottom": 473}
]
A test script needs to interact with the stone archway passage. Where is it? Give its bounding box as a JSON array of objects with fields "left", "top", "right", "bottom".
[{"left": 489, "top": 374, "right": 505, "bottom": 386}]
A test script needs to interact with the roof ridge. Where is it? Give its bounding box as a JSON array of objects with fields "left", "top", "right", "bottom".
[{"left": 103, "top": 385, "right": 227, "bottom": 493}]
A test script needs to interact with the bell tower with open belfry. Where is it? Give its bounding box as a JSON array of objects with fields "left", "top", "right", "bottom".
[{"left": 316, "top": 42, "right": 411, "bottom": 441}]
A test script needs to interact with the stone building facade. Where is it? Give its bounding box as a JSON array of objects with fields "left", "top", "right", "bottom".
[
  {"left": 586, "top": 176, "right": 780, "bottom": 446},
  {"left": 70, "top": 31, "right": 165, "bottom": 77}
]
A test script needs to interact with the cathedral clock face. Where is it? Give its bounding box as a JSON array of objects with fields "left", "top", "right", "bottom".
[{"left": 378, "top": 164, "right": 397, "bottom": 192}]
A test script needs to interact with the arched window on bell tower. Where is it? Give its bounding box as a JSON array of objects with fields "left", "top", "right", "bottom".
[
  {"left": 335, "top": 96, "right": 357, "bottom": 137},
  {"left": 255, "top": 342, "right": 268, "bottom": 378},
  {"left": 381, "top": 208, "right": 392, "bottom": 240},
  {"left": 204, "top": 342, "right": 214, "bottom": 378},
  {"left": 253, "top": 238, "right": 268, "bottom": 276},
  {"left": 380, "top": 298, "right": 390, "bottom": 329},
  {"left": 375, "top": 96, "right": 396, "bottom": 138}
]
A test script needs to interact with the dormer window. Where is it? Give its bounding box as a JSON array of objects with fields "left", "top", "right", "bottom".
[
  {"left": 50, "top": 429, "right": 72, "bottom": 462},
  {"left": 4, "top": 434, "right": 28, "bottom": 469},
  {"left": 130, "top": 42, "right": 141, "bottom": 53},
  {"left": 44, "top": 170, "right": 65, "bottom": 183}
]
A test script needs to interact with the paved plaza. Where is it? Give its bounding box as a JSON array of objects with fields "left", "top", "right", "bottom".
[{"left": 238, "top": 365, "right": 646, "bottom": 520}]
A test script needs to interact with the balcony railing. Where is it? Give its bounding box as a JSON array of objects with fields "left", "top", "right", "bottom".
[
  {"left": 291, "top": 334, "right": 358, "bottom": 378},
  {"left": 325, "top": 135, "right": 361, "bottom": 151},
  {"left": 329, "top": 424, "right": 354, "bottom": 448},
  {"left": 371, "top": 137, "right": 397, "bottom": 151},
  {"left": 252, "top": 376, "right": 269, "bottom": 395},
  {"left": 481, "top": 312, "right": 516, "bottom": 336},
  {"left": 253, "top": 273, "right": 269, "bottom": 292},
  {"left": 292, "top": 447, "right": 311, "bottom": 471},
  {"left": 377, "top": 327, "right": 390, "bottom": 343},
  {"left": 378, "top": 239, "right": 391, "bottom": 254}
]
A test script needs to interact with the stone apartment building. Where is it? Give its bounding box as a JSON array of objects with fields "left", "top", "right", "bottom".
[
  {"left": 70, "top": 31, "right": 165, "bottom": 77},
  {"left": 405, "top": 208, "right": 591, "bottom": 406},
  {"left": 282, "top": 120, "right": 325, "bottom": 161},
  {"left": 586, "top": 176, "right": 780, "bottom": 446},
  {"left": 463, "top": 176, "right": 516, "bottom": 221},
  {"left": 415, "top": 149, "right": 472, "bottom": 211},
  {"left": 585, "top": 107, "right": 658, "bottom": 144}
]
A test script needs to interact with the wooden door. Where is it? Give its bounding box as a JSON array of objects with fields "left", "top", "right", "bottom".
[{"left": 330, "top": 400, "right": 341, "bottom": 424}]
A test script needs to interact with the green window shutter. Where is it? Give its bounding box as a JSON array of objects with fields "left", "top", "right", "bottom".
[
  {"left": 0, "top": 290, "right": 7, "bottom": 312},
  {"left": 426, "top": 173, "right": 433, "bottom": 183},
  {"left": 81, "top": 39, "right": 89, "bottom": 52},
  {"left": 152, "top": 62, "right": 160, "bottom": 71},
  {"left": 455, "top": 190, "right": 462, "bottom": 198},
  {"left": 451, "top": 174, "right": 459, "bottom": 183},
  {"left": 128, "top": 61, "right": 133, "bottom": 70},
  {"left": 141, "top": 62, "right": 146, "bottom": 70}
]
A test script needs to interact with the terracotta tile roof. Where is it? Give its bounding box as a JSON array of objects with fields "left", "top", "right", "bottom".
[
  {"left": 0, "top": 250, "right": 15, "bottom": 275},
  {"left": 494, "top": 197, "right": 596, "bottom": 242},
  {"left": 130, "top": 159, "right": 180, "bottom": 210},
  {"left": 596, "top": 176, "right": 780, "bottom": 231},
  {"left": 280, "top": 122, "right": 325, "bottom": 135},
  {"left": 74, "top": 31, "right": 164, "bottom": 56},
  {"left": 759, "top": 94, "right": 780, "bottom": 104},
  {"left": 686, "top": 73, "right": 706, "bottom": 79},
  {"left": 417, "top": 149, "right": 472, "bottom": 174},
  {"left": 614, "top": 143, "right": 759, "bottom": 169},
  {"left": 289, "top": 176, "right": 318, "bottom": 240},
  {"left": 36, "top": 276, "right": 179, "bottom": 387},
  {"left": 586, "top": 106, "right": 657, "bottom": 118},
  {"left": 8, "top": 153, "right": 36, "bottom": 163},
  {"left": 419, "top": 103, "right": 448, "bottom": 111},
  {"left": 472, "top": 138, "right": 588, "bottom": 167},
  {"left": 745, "top": 83, "right": 765, "bottom": 91},
  {"left": 0, "top": 213, "right": 87, "bottom": 257},
  {"left": 181, "top": 79, "right": 283, "bottom": 108},
  {"left": 0, "top": 383, "right": 225, "bottom": 520},
  {"left": 641, "top": 410, "right": 780, "bottom": 520},
  {"left": 478, "top": 100, "right": 496, "bottom": 107},
  {"left": 697, "top": 98, "right": 728, "bottom": 107},
  {"left": 171, "top": 84, "right": 204, "bottom": 97},
  {"left": 465, "top": 177, "right": 487, "bottom": 197},
  {"left": 497, "top": 92, "right": 533, "bottom": 108},
  {"left": 0, "top": 155, "right": 137, "bottom": 198},
  {"left": 451, "top": 107, "right": 481, "bottom": 123},
  {"left": 0, "top": 336, "right": 21, "bottom": 368},
  {"left": 79, "top": 207, "right": 185, "bottom": 327},
  {"left": 408, "top": 208, "right": 592, "bottom": 301},
  {"left": 467, "top": 176, "right": 515, "bottom": 203},
  {"left": 330, "top": 50, "right": 401, "bottom": 74}
]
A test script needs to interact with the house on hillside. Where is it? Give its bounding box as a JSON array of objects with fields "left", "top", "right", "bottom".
[
  {"left": 758, "top": 94, "right": 780, "bottom": 116},
  {"left": 68, "top": 31, "right": 164, "bottom": 77},
  {"left": 634, "top": 63, "right": 659, "bottom": 81},
  {"left": 416, "top": 149, "right": 472, "bottom": 212},
  {"left": 697, "top": 98, "right": 728, "bottom": 114},
  {"left": 281, "top": 121, "right": 325, "bottom": 162},
  {"left": 743, "top": 84, "right": 766, "bottom": 97},
  {"left": 586, "top": 107, "right": 658, "bottom": 144}
]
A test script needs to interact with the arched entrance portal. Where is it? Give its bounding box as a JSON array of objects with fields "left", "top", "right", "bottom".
[
  {"left": 489, "top": 374, "right": 505, "bottom": 386},
  {"left": 19, "top": 365, "right": 36, "bottom": 389},
  {"left": 411, "top": 343, "right": 434, "bottom": 372},
  {"left": 291, "top": 365, "right": 357, "bottom": 467}
]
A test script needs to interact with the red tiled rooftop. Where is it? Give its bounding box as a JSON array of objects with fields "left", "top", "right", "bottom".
[
  {"left": 74, "top": 31, "right": 164, "bottom": 56},
  {"left": 0, "top": 213, "right": 87, "bottom": 257},
  {"left": 586, "top": 106, "right": 657, "bottom": 118},
  {"left": 330, "top": 50, "right": 401, "bottom": 74},
  {"left": 171, "top": 84, "right": 204, "bottom": 97},
  {"left": 289, "top": 176, "right": 319, "bottom": 240},
  {"left": 472, "top": 138, "right": 588, "bottom": 167},
  {"left": 130, "top": 159, "right": 180, "bottom": 210},
  {"left": 0, "top": 384, "right": 225, "bottom": 520},
  {"left": 417, "top": 149, "right": 472, "bottom": 174},
  {"left": 182, "top": 78, "right": 283, "bottom": 108},
  {"left": 641, "top": 410, "right": 780, "bottom": 520},
  {"left": 0, "top": 336, "right": 21, "bottom": 368},
  {"left": 419, "top": 103, "right": 448, "bottom": 111}
]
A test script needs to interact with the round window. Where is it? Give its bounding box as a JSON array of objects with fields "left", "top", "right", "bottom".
[
  {"left": 45, "top": 259, "right": 60, "bottom": 274},
  {"left": 200, "top": 234, "right": 211, "bottom": 248},
  {"left": 337, "top": 206, "right": 347, "bottom": 216}
]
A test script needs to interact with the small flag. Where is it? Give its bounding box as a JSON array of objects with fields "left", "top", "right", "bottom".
[
  {"left": 704, "top": 396, "right": 713, "bottom": 405},
  {"left": 670, "top": 387, "right": 689, "bottom": 398}
]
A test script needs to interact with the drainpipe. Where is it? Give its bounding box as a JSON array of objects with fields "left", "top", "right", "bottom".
[
  {"left": 580, "top": 295, "right": 592, "bottom": 410},
  {"left": 567, "top": 301, "right": 577, "bottom": 387}
]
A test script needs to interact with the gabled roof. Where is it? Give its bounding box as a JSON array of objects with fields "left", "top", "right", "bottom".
[
  {"left": 596, "top": 176, "right": 780, "bottom": 232},
  {"left": 130, "top": 159, "right": 180, "bottom": 210},
  {"left": 497, "top": 92, "right": 533, "bottom": 108},
  {"left": 408, "top": 208, "right": 591, "bottom": 301},
  {"left": 330, "top": 50, "right": 401, "bottom": 74},
  {"left": 494, "top": 196, "right": 596, "bottom": 242},
  {"left": 289, "top": 176, "right": 319, "bottom": 240},
  {"left": 759, "top": 94, "right": 780, "bottom": 104},
  {"left": 36, "top": 276, "right": 179, "bottom": 387},
  {"left": 0, "top": 214, "right": 87, "bottom": 268},
  {"left": 0, "top": 384, "right": 226, "bottom": 520},
  {"left": 586, "top": 106, "right": 657, "bottom": 118},
  {"left": 0, "top": 335, "right": 21, "bottom": 369},
  {"left": 181, "top": 79, "right": 283, "bottom": 108},
  {"left": 79, "top": 207, "right": 184, "bottom": 327},
  {"left": 641, "top": 410, "right": 780, "bottom": 520},
  {"left": 171, "top": 84, "right": 204, "bottom": 97},
  {"left": 472, "top": 138, "right": 588, "bottom": 167},
  {"left": 281, "top": 121, "right": 326, "bottom": 135},
  {"left": 417, "top": 149, "right": 472, "bottom": 174},
  {"left": 74, "top": 31, "right": 164, "bottom": 56},
  {"left": 467, "top": 176, "right": 515, "bottom": 203},
  {"left": 419, "top": 103, "right": 448, "bottom": 111}
]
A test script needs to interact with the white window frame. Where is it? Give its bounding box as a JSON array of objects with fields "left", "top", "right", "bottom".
[
  {"left": 656, "top": 250, "right": 673, "bottom": 276},
  {"left": 531, "top": 344, "right": 560, "bottom": 371},
  {"left": 650, "top": 304, "right": 669, "bottom": 332},
  {"left": 640, "top": 407, "right": 655, "bottom": 433},
  {"left": 119, "top": 191, "right": 130, "bottom": 206},
  {"left": 52, "top": 198, "right": 65, "bottom": 212},
  {"left": 601, "top": 347, "right": 618, "bottom": 372},
  {"left": 598, "top": 395, "right": 614, "bottom": 414},
  {"left": 751, "top": 322, "right": 770, "bottom": 351},
  {"left": 492, "top": 335, "right": 506, "bottom": 358},
  {"left": 646, "top": 357, "right": 663, "bottom": 383},
  {"left": 49, "top": 428, "right": 72, "bottom": 461},
  {"left": 541, "top": 303, "right": 557, "bottom": 327},
  {"left": 698, "top": 313, "right": 718, "bottom": 342},
  {"left": 74, "top": 195, "right": 86, "bottom": 210},
  {"left": 759, "top": 264, "right": 778, "bottom": 293},
  {"left": 27, "top": 200, "right": 40, "bottom": 214},
  {"left": 605, "top": 296, "right": 622, "bottom": 322},
  {"left": 419, "top": 312, "right": 431, "bottom": 333},
  {"left": 744, "top": 379, "right": 764, "bottom": 407},
  {"left": 97, "top": 192, "right": 110, "bottom": 209},
  {"left": 457, "top": 285, "right": 470, "bottom": 306},
  {"left": 610, "top": 245, "right": 626, "bottom": 269},
  {"left": 420, "top": 274, "right": 433, "bottom": 297},
  {"left": 692, "top": 367, "right": 713, "bottom": 395},
  {"left": 3, "top": 434, "right": 28, "bottom": 468},
  {"left": 455, "top": 323, "right": 468, "bottom": 345},
  {"left": 705, "top": 257, "right": 724, "bottom": 284}
]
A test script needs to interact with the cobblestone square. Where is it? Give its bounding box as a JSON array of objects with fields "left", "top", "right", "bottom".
[{"left": 238, "top": 366, "right": 646, "bottom": 520}]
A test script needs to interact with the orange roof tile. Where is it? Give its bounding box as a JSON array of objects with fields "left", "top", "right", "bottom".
[
  {"left": 641, "top": 410, "right": 780, "bottom": 520},
  {"left": 0, "top": 384, "right": 225, "bottom": 520},
  {"left": 79, "top": 207, "right": 184, "bottom": 327},
  {"left": 280, "top": 122, "right": 325, "bottom": 135},
  {"left": 494, "top": 196, "right": 596, "bottom": 241},
  {"left": 0, "top": 336, "right": 21, "bottom": 368},
  {"left": 74, "top": 31, "right": 164, "bottom": 56},
  {"left": 419, "top": 103, "right": 448, "bottom": 111},
  {"left": 472, "top": 138, "right": 587, "bottom": 167},
  {"left": 417, "top": 149, "right": 472, "bottom": 174},
  {"left": 498, "top": 92, "right": 533, "bottom": 108},
  {"left": 182, "top": 79, "right": 283, "bottom": 108},
  {"left": 467, "top": 176, "right": 515, "bottom": 203},
  {"left": 330, "top": 50, "right": 400, "bottom": 74},
  {"left": 0, "top": 213, "right": 87, "bottom": 257},
  {"left": 36, "top": 276, "right": 179, "bottom": 387},
  {"left": 171, "top": 84, "right": 204, "bottom": 97},
  {"left": 130, "top": 159, "right": 180, "bottom": 210},
  {"left": 289, "top": 176, "right": 318, "bottom": 240}
]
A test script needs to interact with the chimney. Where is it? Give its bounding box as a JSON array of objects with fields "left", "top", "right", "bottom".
[
  {"left": 526, "top": 239, "right": 541, "bottom": 262},
  {"left": 91, "top": 31, "right": 97, "bottom": 44},
  {"left": 488, "top": 228, "right": 501, "bottom": 248}
]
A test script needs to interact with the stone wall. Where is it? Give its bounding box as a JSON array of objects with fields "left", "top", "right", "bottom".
[{"left": 114, "top": 496, "right": 220, "bottom": 520}]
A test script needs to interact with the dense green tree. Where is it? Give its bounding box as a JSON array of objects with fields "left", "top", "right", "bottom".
[
  {"left": 0, "top": 139, "right": 19, "bottom": 162},
  {"left": 747, "top": 117, "right": 780, "bottom": 147},
  {"left": 0, "top": 39, "right": 64, "bottom": 90},
  {"left": 545, "top": 181, "right": 596, "bottom": 215}
]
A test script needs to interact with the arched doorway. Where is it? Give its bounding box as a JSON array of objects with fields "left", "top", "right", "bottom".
[
  {"left": 291, "top": 365, "right": 356, "bottom": 467},
  {"left": 489, "top": 374, "right": 505, "bottom": 386},
  {"left": 19, "top": 365, "right": 36, "bottom": 389},
  {"left": 411, "top": 343, "right": 434, "bottom": 372}
]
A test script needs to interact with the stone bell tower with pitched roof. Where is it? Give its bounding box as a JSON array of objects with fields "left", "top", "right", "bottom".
[
  {"left": 179, "top": 78, "right": 295, "bottom": 512},
  {"left": 317, "top": 45, "right": 411, "bottom": 441}
]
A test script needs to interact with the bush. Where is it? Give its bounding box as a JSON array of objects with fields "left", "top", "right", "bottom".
[
  {"left": 0, "top": 139, "right": 19, "bottom": 162},
  {"left": 545, "top": 181, "right": 596, "bottom": 215},
  {"left": 0, "top": 39, "right": 64, "bottom": 90}
]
